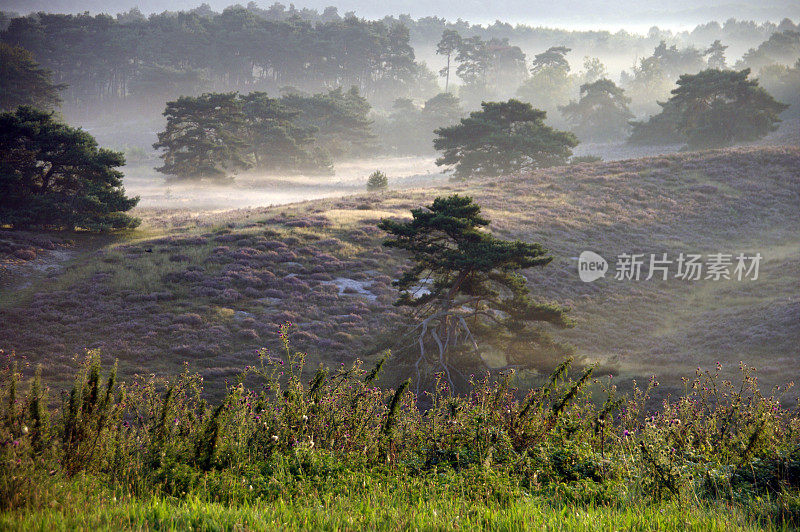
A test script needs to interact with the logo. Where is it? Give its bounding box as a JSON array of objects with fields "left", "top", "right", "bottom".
[{"left": 578, "top": 251, "right": 608, "bottom": 283}]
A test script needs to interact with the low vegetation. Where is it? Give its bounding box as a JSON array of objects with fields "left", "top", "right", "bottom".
[
  {"left": 1, "top": 147, "right": 797, "bottom": 406},
  {"left": 1, "top": 345, "right": 798, "bottom": 529}
]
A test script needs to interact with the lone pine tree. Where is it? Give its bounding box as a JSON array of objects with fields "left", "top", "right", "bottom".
[{"left": 378, "top": 195, "right": 571, "bottom": 389}]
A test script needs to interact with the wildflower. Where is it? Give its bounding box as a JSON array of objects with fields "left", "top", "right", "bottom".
[
  {"left": 21, "top": 426, "right": 28, "bottom": 435},
  {"left": 271, "top": 435, "right": 279, "bottom": 442},
  {"left": 302, "top": 414, "right": 308, "bottom": 422}
]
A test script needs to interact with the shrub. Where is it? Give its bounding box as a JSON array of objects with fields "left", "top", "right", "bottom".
[{"left": 366, "top": 170, "right": 388, "bottom": 192}]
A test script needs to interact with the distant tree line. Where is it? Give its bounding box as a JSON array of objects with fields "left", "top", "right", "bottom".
[{"left": 0, "top": 8, "right": 436, "bottom": 112}]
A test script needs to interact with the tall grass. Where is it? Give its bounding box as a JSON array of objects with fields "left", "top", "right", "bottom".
[{"left": 1, "top": 328, "right": 799, "bottom": 529}]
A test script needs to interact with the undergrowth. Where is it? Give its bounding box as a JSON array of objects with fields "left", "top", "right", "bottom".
[{"left": 1, "top": 324, "right": 799, "bottom": 530}]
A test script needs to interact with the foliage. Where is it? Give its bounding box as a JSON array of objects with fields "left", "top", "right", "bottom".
[
  {"left": 378, "top": 195, "right": 570, "bottom": 383},
  {"left": 436, "top": 29, "right": 462, "bottom": 93},
  {"left": 0, "top": 43, "right": 63, "bottom": 111},
  {"left": 579, "top": 57, "right": 608, "bottom": 84},
  {"left": 559, "top": 79, "right": 634, "bottom": 142},
  {"left": 434, "top": 99, "right": 578, "bottom": 178},
  {"left": 239, "top": 92, "right": 332, "bottom": 174},
  {"left": 629, "top": 69, "right": 788, "bottom": 149},
  {"left": 758, "top": 59, "right": 800, "bottom": 118},
  {"left": 620, "top": 41, "right": 707, "bottom": 116},
  {"left": 738, "top": 30, "right": 800, "bottom": 72},
  {"left": 154, "top": 88, "right": 374, "bottom": 180},
  {"left": 153, "top": 93, "right": 250, "bottom": 181},
  {"left": 1, "top": 347, "right": 799, "bottom": 530},
  {"left": 0, "top": 106, "right": 139, "bottom": 231},
  {"left": 570, "top": 155, "right": 603, "bottom": 164},
  {"left": 280, "top": 86, "right": 375, "bottom": 159},
  {"left": 366, "top": 170, "right": 389, "bottom": 191},
  {"left": 704, "top": 40, "right": 728, "bottom": 70},
  {"left": 438, "top": 32, "right": 528, "bottom": 107},
  {"left": 0, "top": 10, "right": 430, "bottom": 109}
]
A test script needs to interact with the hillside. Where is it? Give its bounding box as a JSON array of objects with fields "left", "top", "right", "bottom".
[{"left": 1, "top": 146, "right": 799, "bottom": 401}]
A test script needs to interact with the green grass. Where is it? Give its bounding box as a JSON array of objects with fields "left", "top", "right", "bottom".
[{"left": 0, "top": 470, "right": 790, "bottom": 531}]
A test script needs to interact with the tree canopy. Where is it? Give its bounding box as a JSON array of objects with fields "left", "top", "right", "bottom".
[
  {"left": 0, "top": 106, "right": 139, "bottom": 231},
  {"left": 629, "top": 68, "right": 788, "bottom": 149},
  {"left": 433, "top": 99, "right": 577, "bottom": 178},
  {"left": 154, "top": 93, "right": 250, "bottom": 181},
  {"left": 376, "top": 92, "right": 464, "bottom": 155},
  {"left": 515, "top": 46, "right": 573, "bottom": 117},
  {"left": 0, "top": 10, "right": 432, "bottom": 111},
  {"left": 153, "top": 87, "right": 374, "bottom": 180}
]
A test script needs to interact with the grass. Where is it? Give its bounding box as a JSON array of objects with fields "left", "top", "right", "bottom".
[{"left": 1, "top": 478, "right": 783, "bottom": 531}]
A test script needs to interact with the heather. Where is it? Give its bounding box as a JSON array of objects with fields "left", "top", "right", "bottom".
[
  {"left": 1, "top": 146, "right": 798, "bottom": 404},
  {"left": 1, "top": 338, "right": 799, "bottom": 530}
]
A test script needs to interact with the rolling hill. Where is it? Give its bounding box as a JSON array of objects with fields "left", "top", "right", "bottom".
[{"left": 1, "top": 145, "right": 798, "bottom": 402}]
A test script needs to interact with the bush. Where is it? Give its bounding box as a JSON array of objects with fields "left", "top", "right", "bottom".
[
  {"left": 366, "top": 170, "right": 388, "bottom": 192},
  {"left": 570, "top": 155, "right": 603, "bottom": 164}
]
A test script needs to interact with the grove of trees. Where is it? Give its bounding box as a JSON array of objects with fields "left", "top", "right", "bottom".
[
  {"left": 153, "top": 87, "right": 375, "bottom": 180},
  {"left": 375, "top": 92, "right": 464, "bottom": 155},
  {"left": 0, "top": 9, "right": 437, "bottom": 114}
]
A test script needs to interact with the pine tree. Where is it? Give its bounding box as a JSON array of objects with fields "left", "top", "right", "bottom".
[
  {"left": 0, "top": 43, "right": 64, "bottom": 111},
  {"left": 0, "top": 107, "right": 139, "bottom": 231},
  {"left": 378, "top": 195, "right": 571, "bottom": 388},
  {"left": 629, "top": 69, "right": 788, "bottom": 149},
  {"left": 434, "top": 99, "right": 577, "bottom": 178},
  {"left": 366, "top": 170, "right": 388, "bottom": 191},
  {"left": 154, "top": 92, "right": 250, "bottom": 180},
  {"left": 560, "top": 79, "right": 634, "bottom": 142},
  {"left": 436, "top": 30, "right": 462, "bottom": 93},
  {"left": 239, "top": 92, "right": 331, "bottom": 174}
]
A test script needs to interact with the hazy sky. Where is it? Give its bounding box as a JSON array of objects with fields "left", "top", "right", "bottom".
[{"left": 1, "top": 0, "right": 798, "bottom": 31}]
